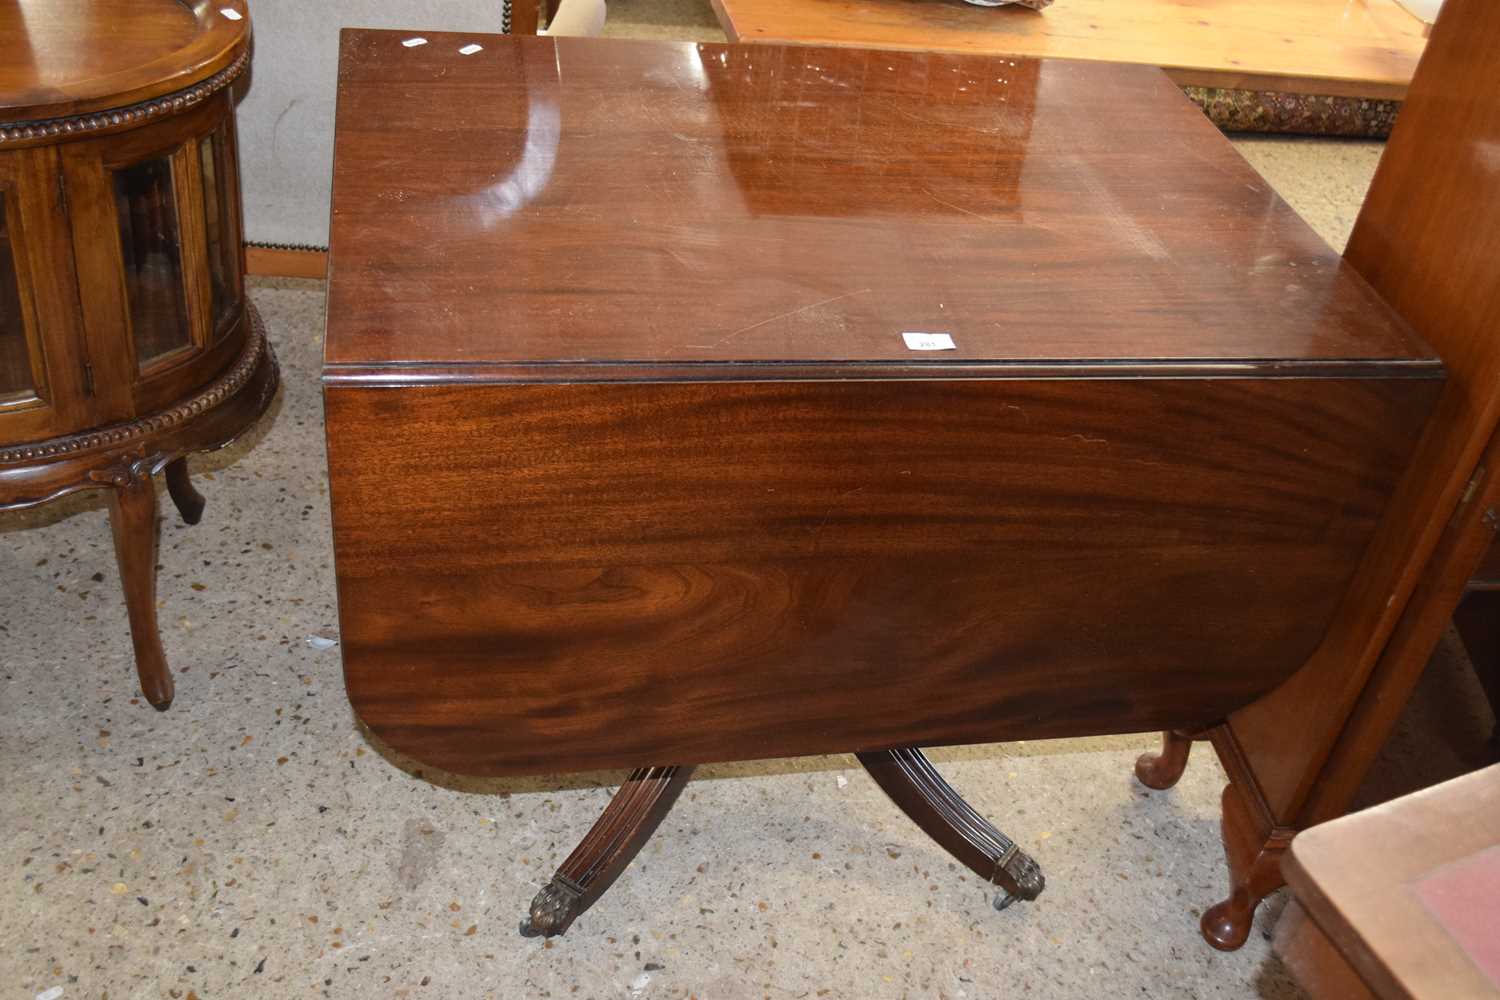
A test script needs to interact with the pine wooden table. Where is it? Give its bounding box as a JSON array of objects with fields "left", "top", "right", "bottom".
[{"left": 708, "top": 0, "right": 1427, "bottom": 99}]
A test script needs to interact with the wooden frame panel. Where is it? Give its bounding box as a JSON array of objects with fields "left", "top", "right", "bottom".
[
  {"left": 59, "top": 93, "right": 243, "bottom": 420},
  {"left": 0, "top": 146, "right": 94, "bottom": 442}
]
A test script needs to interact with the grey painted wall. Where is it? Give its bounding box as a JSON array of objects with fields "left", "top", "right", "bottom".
[{"left": 237, "top": 1, "right": 506, "bottom": 248}]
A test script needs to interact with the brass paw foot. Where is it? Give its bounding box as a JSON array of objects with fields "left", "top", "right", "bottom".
[{"left": 519, "top": 877, "right": 584, "bottom": 938}]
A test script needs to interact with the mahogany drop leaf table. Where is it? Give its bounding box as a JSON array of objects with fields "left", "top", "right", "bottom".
[{"left": 323, "top": 32, "right": 1441, "bottom": 941}]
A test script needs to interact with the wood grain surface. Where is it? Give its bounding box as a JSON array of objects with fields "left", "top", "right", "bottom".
[
  {"left": 325, "top": 33, "right": 1433, "bottom": 374},
  {"left": 0, "top": 0, "right": 249, "bottom": 123},
  {"left": 326, "top": 376, "right": 1437, "bottom": 775}
]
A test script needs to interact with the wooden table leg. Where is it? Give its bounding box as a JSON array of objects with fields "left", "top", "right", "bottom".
[
  {"left": 520, "top": 764, "right": 695, "bottom": 938},
  {"left": 164, "top": 456, "right": 206, "bottom": 525},
  {"left": 107, "top": 467, "right": 174, "bottom": 710},
  {"left": 1201, "top": 781, "right": 1293, "bottom": 950},
  {"left": 1134, "top": 729, "right": 1196, "bottom": 790},
  {"left": 857, "top": 747, "right": 1044, "bottom": 908}
]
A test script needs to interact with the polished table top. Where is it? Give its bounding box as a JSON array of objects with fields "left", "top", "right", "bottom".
[
  {"left": 0, "top": 0, "right": 249, "bottom": 122},
  {"left": 325, "top": 33, "right": 1434, "bottom": 378},
  {"left": 322, "top": 33, "right": 1441, "bottom": 778}
]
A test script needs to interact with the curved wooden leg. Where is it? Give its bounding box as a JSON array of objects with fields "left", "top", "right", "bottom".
[
  {"left": 164, "top": 457, "right": 205, "bottom": 525},
  {"left": 1135, "top": 729, "right": 1195, "bottom": 790},
  {"left": 1201, "top": 782, "right": 1292, "bottom": 951},
  {"left": 520, "top": 764, "right": 695, "bottom": 938},
  {"left": 857, "top": 747, "right": 1044, "bottom": 909},
  {"left": 108, "top": 469, "right": 174, "bottom": 710}
]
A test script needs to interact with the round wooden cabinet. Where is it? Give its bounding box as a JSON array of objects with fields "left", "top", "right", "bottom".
[{"left": 0, "top": 0, "right": 278, "bottom": 707}]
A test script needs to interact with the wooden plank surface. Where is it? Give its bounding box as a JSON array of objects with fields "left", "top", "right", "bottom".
[
  {"left": 326, "top": 375, "right": 1436, "bottom": 776},
  {"left": 708, "top": 0, "right": 1426, "bottom": 99},
  {"left": 325, "top": 33, "right": 1434, "bottom": 373}
]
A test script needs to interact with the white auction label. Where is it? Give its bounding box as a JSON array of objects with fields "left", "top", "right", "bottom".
[{"left": 902, "top": 332, "right": 957, "bottom": 351}]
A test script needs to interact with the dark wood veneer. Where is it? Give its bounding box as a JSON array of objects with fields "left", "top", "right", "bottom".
[
  {"left": 327, "top": 374, "right": 1435, "bottom": 776},
  {"left": 325, "top": 31, "right": 1444, "bottom": 941}
]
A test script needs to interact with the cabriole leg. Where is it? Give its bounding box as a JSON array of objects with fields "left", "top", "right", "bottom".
[
  {"left": 164, "top": 456, "right": 206, "bottom": 525},
  {"left": 1201, "top": 782, "right": 1291, "bottom": 950},
  {"left": 108, "top": 469, "right": 174, "bottom": 710},
  {"left": 1135, "top": 729, "right": 1195, "bottom": 790}
]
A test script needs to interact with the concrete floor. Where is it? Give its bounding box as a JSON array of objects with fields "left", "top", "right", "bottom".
[{"left": 4, "top": 5, "right": 1498, "bottom": 1000}]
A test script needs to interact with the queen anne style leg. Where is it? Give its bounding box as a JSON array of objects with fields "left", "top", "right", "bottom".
[
  {"left": 164, "top": 456, "right": 206, "bottom": 525},
  {"left": 1200, "top": 782, "right": 1294, "bottom": 950},
  {"left": 106, "top": 464, "right": 174, "bottom": 709},
  {"left": 1134, "top": 729, "right": 1196, "bottom": 790}
]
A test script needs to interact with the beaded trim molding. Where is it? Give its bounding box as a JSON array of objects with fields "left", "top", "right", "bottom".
[
  {"left": 0, "top": 307, "right": 269, "bottom": 466},
  {"left": 0, "top": 48, "right": 250, "bottom": 146},
  {"left": 247, "top": 240, "right": 329, "bottom": 254}
]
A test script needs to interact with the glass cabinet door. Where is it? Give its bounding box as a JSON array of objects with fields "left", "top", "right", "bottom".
[
  {"left": 0, "top": 193, "right": 35, "bottom": 401},
  {"left": 56, "top": 95, "right": 248, "bottom": 421},
  {"left": 112, "top": 155, "right": 193, "bottom": 369}
]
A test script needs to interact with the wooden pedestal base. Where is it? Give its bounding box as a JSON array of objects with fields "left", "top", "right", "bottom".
[{"left": 520, "top": 748, "right": 1044, "bottom": 938}]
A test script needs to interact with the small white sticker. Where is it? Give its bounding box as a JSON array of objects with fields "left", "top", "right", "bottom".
[
  {"left": 402, "top": 36, "right": 428, "bottom": 47},
  {"left": 902, "top": 331, "right": 956, "bottom": 351},
  {"left": 219, "top": 7, "right": 242, "bottom": 19},
  {"left": 458, "top": 43, "right": 484, "bottom": 55}
]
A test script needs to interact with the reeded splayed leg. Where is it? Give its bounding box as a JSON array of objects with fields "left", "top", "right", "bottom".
[
  {"left": 1134, "top": 729, "right": 1195, "bottom": 790},
  {"left": 164, "top": 456, "right": 206, "bottom": 525},
  {"left": 107, "top": 468, "right": 174, "bottom": 710},
  {"left": 1201, "top": 782, "right": 1292, "bottom": 951},
  {"left": 520, "top": 764, "right": 695, "bottom": 938},
  {"left": 857, "top": 747, "right": 1044, "bottom": 910}
]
